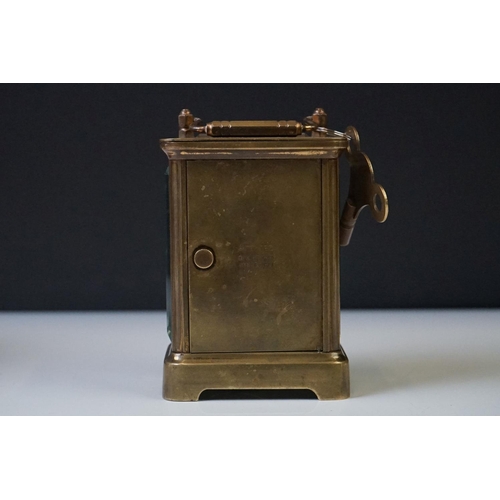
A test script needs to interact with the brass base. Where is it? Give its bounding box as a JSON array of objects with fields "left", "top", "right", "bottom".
[{"left": 163, "top": 347, "right": 349, "bottom": 401}]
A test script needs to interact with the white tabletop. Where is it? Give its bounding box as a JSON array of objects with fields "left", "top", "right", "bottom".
[{"left": 1, "top": 310, "right": 499, "bottom": 415}]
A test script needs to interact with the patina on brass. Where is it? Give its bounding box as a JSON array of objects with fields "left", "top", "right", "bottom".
[
  {"left": 161, "top": 108, "right": 388, "bottom": 401},
  {"left": 339, "top": 125, "right": 389, "bottom": 246},
  {"left": 192, "top": 247, "right": 215, "bottom": 270}
]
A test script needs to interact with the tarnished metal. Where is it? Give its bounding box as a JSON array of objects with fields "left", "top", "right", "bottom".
[
  {"left": 161, "top": 108, "right": 388, "bottom": 401},
  {"left": 177, "top": 107, "right": 348, "bottom": 140},
  {"left": 193, "top": 247, "right": 215, "bottom": 270},
  {"left": 164, "top": 348, "right": 350, "bottom": 401},
  {"left": 339, "top": 125, "right": 389, "bottom": 246},
  {"left": 206, "top": 120, "right": 303, "bottom": 137},
  {"left": 187, "top": 158, "right": 323, "bottom": 354}
]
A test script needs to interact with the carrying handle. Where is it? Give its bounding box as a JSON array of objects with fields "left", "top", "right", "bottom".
[
  {"left": 339, "top": 126, "right": 388, "bottom": 246},
  {"left": 177, "top": 108, "right": 349, "bottom": 138}
]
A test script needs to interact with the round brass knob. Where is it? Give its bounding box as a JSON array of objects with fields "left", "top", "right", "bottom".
[{"left": 193, "top": 247, "right": 215, "bottom": 270}]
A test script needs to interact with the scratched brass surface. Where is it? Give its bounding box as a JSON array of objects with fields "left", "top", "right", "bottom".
[
  {"left": 187, "top": 159, "right": 323, "bottom": 353},
  {"left": 160, "top": 137, "right": 347, "bottom": 161},
  {"left": 163, "top": 347, "right": 349, "bottom": 401},
  {"left": 161, "top": 109, "right": 388, "bottom": 401}
]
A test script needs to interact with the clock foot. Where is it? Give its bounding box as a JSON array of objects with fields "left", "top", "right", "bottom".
[{"left": 163, "top": 346, "right": 349, "bottom": 401}]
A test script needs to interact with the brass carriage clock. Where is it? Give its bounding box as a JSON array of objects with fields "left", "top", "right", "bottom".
[{"left": 160, "top": 108, "right": 388, "bottom": 401}]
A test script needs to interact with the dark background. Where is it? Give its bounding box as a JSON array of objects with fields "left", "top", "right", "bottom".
[{"left": 1, "top": 84, "right": 499, "bottom": 310}]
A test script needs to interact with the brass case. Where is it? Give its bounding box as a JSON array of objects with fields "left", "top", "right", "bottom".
[{"left": 160, "top": 135, "right": 350, "bottom": 401}]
